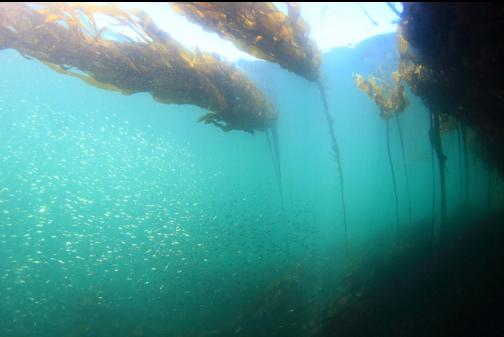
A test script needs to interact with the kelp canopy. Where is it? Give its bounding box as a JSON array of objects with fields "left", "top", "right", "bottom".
[
  {"left": 0, "top": 2, "right": 276, "bottom": 133},
  {"left": 171, "top": 2, "right": 321, "bottom": 82}
]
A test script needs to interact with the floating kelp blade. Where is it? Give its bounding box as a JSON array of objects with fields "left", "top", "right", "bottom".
[
  {"left": 354, "top": 73, "right": 408, "bottom": 120},
  {"left": 0, "top": 2, "right": 276, "bottom": 133},
  {"left": 171, "top": 2, "right": 321, "bottom": 82}
]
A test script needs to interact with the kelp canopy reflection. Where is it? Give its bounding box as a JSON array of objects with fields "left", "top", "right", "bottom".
[{"left": 0, "top": 2, "right": 276, "bottom": 133}]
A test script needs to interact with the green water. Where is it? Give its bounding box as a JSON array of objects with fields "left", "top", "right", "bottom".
[{"left": 0, "top": 34, "right": 501, "bottom": 337}]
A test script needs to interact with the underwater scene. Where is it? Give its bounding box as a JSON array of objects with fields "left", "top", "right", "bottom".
[{"left": 1, "top": 3, "right": 504, "bottom": 337}]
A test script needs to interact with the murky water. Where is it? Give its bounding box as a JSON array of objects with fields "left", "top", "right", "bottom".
[{"left": 1, "top": 31, "right": 502, "bottom": 337}]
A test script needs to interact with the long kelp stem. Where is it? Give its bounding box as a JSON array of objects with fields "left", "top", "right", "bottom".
[
  {"left": 266, "top": 128, "right": 284, "bottom": 207},
  {"left": 457, "top": 121, "right": 464, "bottom": 198},
  {"left": 356, "top": 3, "right": 378, "bottom": 26},
  {"left": 461, "top": 124, "right": 469, "bottom": 208},
  {"left": 431, "top": 111, "right": 447, "bottom": 238},
  {"left": 386, "top": 119, "right": 400, "bottom": 243},
  {"left": 386, "top": 2, "right": 402, "bottom": 17},
  {"left": 266, "top": 128, "right": 289, "bottom": 253},
  {"left": 430, "top": 113, "right": 436, "bottom": 243},
  {"left": 317, "top": 81, "right": 348, "bottom": 251},
  {"left": 487, "top": 163, "right": 492, "bottom": 211},
  {"left": 395, "top": 114, "right": 412, "bottom": 225},
  {"left": 271, "top": 125, "right": 284, "bottom": 208}
]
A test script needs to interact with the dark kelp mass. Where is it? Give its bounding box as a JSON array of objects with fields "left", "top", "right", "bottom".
[
  {"left": 0, "top": 2, "right": 276, "bottom": 133},
  {"left": 399, "top": 3, "right": 504, "bottom": 175}
]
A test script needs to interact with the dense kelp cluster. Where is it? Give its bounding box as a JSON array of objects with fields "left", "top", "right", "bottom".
[
  {"left": 399, "top": 3, "right": 504, "bottom": 173},
  {"left": 0, "top": 2, "right": 276, "bottom": 133}
]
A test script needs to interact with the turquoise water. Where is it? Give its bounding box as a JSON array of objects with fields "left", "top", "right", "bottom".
[{"left": 0, "top": 34, "right": 501, "bottom": 337}]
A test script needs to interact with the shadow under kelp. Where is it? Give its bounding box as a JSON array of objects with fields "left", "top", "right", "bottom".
[
  {"left": 316, "top": 209, "right": 504, "bottom": 337},
  {"left": 208, "top": 263, "right": 326, "bottom": 337}
]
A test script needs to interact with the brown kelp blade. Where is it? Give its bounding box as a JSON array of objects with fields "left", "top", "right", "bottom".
[
  {"left": 354, "top": 72, "right": 408, "bottom": 119},
  {"left": 171, "top": 2, "right": 321, "bottom": 82},
  {"left": 0, "top": 2, "right": 276, "bottom": 133}
]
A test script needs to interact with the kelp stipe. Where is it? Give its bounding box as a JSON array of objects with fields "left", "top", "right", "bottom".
[
  {"left": 386, "top": 119, "right": 400, "bottom": 242},
  {"left": 395, "top": 114, "right": 412, "bottom": 225},
  {"left": 461, "top": 124, "right": 470, "bottom": 208},
  {"left": 430, "top": 111, "right": 447, "bottom": 240},
  {"left": 266, "top": 125, "right": 284, "bottom": 208},
  {"left": 318, "top": 81, "right": 348, "bottom": 251}
]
